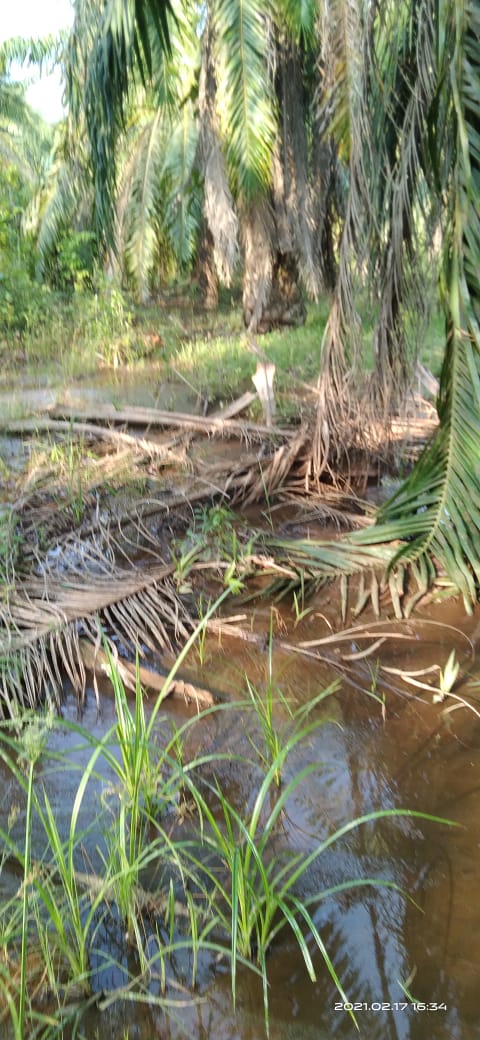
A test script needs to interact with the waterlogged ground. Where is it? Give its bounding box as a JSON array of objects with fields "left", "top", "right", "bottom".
[
  {"left": 1, "top": 371, "right": 479, "bottom": 1039},
  {"left": 1, "top": 595, "right": 480, "bottom": 1040}
]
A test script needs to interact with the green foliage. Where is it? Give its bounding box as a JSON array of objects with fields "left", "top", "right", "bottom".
[
  {"left": 214, "top": 0, "right": 277, "bottom": 198},
  {"left": 0, "top": 166, "right": 45, "bottom": 334},
  {"left": 68, "top": 0, "right": 174, "bottom": 250},
  {"left": 0, "top": 623, "right": 457, "bottom": 1038},
  {"left": 354, "top": 0, "right": 480, "bottom": 608},
  {"left": 175, "top": 503, "right": 239, "bottom": 561},
  {"left": 43, "top": 229, "right": 98, "bottom": 292}
]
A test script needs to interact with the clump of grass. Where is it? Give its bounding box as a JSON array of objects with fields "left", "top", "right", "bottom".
[{"left": 0, "top": 602, "right": 457, "bottom": 1038}]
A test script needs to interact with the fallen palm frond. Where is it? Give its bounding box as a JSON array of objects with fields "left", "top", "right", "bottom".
[
  {"left": 257, "top": 531, "right": 459, "bottom": 619},
  {"left": 228, "top": 428, "right": 311, "bottom": 505},
  {"left": 0, "top": 561, "right": 193, "bottom": 715}
]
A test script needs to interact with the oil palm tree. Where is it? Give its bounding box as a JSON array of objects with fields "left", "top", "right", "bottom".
[
  {"left": 67, "top": 0, "right": 335, "bottom": 324},
  {"left": 64, "top": 0, "right": 480, "bottom": 604},
  {"left": 310, "top": 0, "right": 480, "bottom": 608}
]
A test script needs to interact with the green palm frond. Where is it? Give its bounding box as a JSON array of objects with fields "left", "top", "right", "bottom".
[
  {"left": 0, "top": 81, "right": 31, "bottom": 127},
  {"left": 278, "top": 0, "right": 317, "bottom": 43},
  {"left": 364, "top": 0, "right": 441, "bottom": 409},
  {"left": 0, "top": 75, "right": 53, "bottom": 185},
  {"left": 122, "top": 107, "right": 167, "bottom": 299},
  {"left": 35, "top": 162, "right": 86, "bottom": 278},
  {"left": 0, "top": 34, "right": 65, "bottom": 74},
  {"left": 215, "top": 0, "right": 277, "bottom": 198},
  {"left": 161, "top": 101, "right": 201, "bottom": 267},
  {"left": 68, "top": 0, "right": 173, "bottom": 249},
  {"left": 354, "top": 0, "right": 480, "bottom": 608},
  {"left": 317, "top": 0, "right": 367, "bottom": 163}
]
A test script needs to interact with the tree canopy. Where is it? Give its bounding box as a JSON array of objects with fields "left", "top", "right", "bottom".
[{"left": 2, "top": 0, "right": 480, "bottom": 606}]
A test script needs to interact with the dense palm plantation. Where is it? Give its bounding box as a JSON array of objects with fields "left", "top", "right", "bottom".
[
  {"left": 1, "top": 0, "right": 479, "bottom": 600},
  {"left": 1, "top": 6, "right": 480, "bottom": 1035},
  {"left": 62, "top": 0, "right": 480, "bottom": 605},
  {"left": 62, "top": 0, "right": 336, "bottom": 323}
]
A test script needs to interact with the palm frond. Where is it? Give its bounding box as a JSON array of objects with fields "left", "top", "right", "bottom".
[
  {"left": 278, "top": 0, "right": 317, "bottom": 43},
  {"left": 366, "top": 0, "right": 441, "bottom": 412},
  {"left": 311, "top": 0, "right": 371, "bottom": 476},
  {"left": 0, "top": 35, "right": 64, "bottom": 74},
  {"left": 123, "top": 107, "right": 167, "bottom": 299},
  {"left": 35, "top": 156, "right": 91, "bottom": 278},
  {"left": 353, "top": 0, "right": 480, "bottom": 608},
  {"left": 196, "top": 9, "right": 239, "bottom": 285},
  {"left": 215, "top": 0, "right": 277, "bottom": 198},
  {"left": 161, "top": 101, "right": 201, "bottom": 267},
  {"left": 68, "top": 0, "right": 173, "bottom": 249},
  {"left": 273, "top": 36, "right": 321, "bottom": 299},
  {"left": 0, "top": 561, "right": 192, "bottom": 715}
]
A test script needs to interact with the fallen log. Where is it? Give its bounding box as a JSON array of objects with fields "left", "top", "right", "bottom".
[
  {"left": 1, "top": 416, "right": 183, "bottom": 460},
  {"left": 211, "top": 390, "right": 256, "bottom": 420},
  {"left": 46, "top": 402, "right": 292, "bottom": 439}
]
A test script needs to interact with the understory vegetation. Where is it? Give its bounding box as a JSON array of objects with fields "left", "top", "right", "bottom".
[
  {"left": 0, "top": 2, "right": 479, "bottom": 1035},
  {"left": 0, "top": 637, "right": 452, "bottom": 1040}
]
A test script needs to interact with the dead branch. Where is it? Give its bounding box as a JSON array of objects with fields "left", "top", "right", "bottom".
[
  {"left": 2, "top": 417, "right": 185, "bottom": 461},
  {"left": 211, "top": 390, "right": 256, "bottom": 419},
  {"left": 45, "top": 403, "right": 292, "bottom": 440}
]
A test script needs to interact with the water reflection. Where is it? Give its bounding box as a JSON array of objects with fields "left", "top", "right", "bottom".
[{"left": 1, "top": 599, "right": 480, "bottom": 1038}]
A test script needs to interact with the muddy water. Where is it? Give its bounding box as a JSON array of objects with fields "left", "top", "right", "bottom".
[
  {"left": 1, "top": 367, "right": 479, "bottom": 1038},
  {"left": 186, "top": 601, "right": 480, "bottom": 1040},
  {"left": 1, "top": 596, "right": 480, "bottom": 1039},
  {"left": 0, "top": 363, "right": 200, "bottom": 420}
]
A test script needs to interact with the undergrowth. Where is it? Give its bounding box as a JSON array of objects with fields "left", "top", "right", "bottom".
[{"left": 0, "top": 601, "right": 454, "bottom": 1038}]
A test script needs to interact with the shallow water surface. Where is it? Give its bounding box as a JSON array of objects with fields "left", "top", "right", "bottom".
[{"left": 1, "top": 595, "right": 479, "bottom": 1039}]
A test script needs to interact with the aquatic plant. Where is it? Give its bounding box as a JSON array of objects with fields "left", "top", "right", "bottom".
[
  {"left": 180, "top": 735, "right": 453, "bottom": 1032},
  {"left": 0, "top": 600, "right": 457, "bottom": 1037},
  {"left": 244, "top": 610, "right": 340, "bottom": 787}
]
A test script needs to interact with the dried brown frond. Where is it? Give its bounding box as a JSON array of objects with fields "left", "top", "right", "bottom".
[{"left": 0, "top": 560, "right": 193, "bottom": 716}]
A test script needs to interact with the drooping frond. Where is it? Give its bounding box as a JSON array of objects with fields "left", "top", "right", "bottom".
[
  {"left": 353, "top": 0, "right": 480, "bottom": 609},
  {"left": 272, "top": 36, "right": 321, "bottom": 299},
  {"left": 0, "top": 77, "right": 52, "bottom": 183},
  {"left": 196, "top": 9, "right": 239, "bottom": 285},
  {"left": 0, "top": 34, "right": 64, "bottom": 74},
  {"left": 32, "top": 118, "right": 93, "bottom": 278},
  {"left": 68, "top": 0, "right": 174, "bottom": 249},
  {"left": 161, "top": 101, "right": 201, "bottom": 267},
  {"left": 278, "top": 0, "right": 317, "bottom": 43},
  {"left": 122, "top": 106, "right": 168, "bottom": 299},
  {"left": 117, "top": 92, "right": 200, "bottom": 297},
  {"left": 365, "top": 0, "right": 441, "bottom": 414},
  {"left": 311, "top": 0, "right": 371, "bottom": 477},
  {"left": 317, "top": 0, "right": 368, "bottom": 164},
  {"left": 215, "top": 0, "right": 278, "bottom": 198}
]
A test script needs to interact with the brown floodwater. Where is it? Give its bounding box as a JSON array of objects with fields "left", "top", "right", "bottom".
[
  {"left": 1, "top": 370, "right": 479, "bottom": 1038},
  {"left": 1, "top": 592, "right": 480, "bottom": 1040}
]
